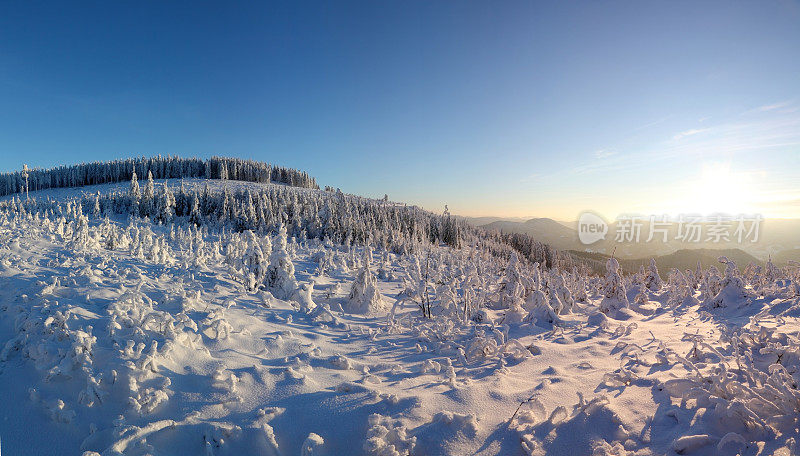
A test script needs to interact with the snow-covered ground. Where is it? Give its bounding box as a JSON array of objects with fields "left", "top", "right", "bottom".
[{"left": 0, "top": 180, "right": 798, "bottom": 455}]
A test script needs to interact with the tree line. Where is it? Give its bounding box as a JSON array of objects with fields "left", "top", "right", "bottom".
[{"left": 0, "top": 156, "right": 318, "bottom": 197}]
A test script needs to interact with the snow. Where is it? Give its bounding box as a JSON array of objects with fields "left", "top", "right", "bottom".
[{"left": 0, "top": 178, "right": 798, "bottom": 455}]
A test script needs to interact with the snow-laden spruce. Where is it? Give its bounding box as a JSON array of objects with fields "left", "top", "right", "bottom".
[
  {"left": 598, "top": 257, "right": 629, "bottom": 315},
  {"left": 708, "top": 256, "right": 753, "bottom": 308},
  {"left": 345, "top": 248, "right": 385, "bottom": 314},
  {"left": 644, "top": 258, "right": 663, "bottom": 290},
  {"left": 266, "top": 222, "right": 298, "bottom": 300}
]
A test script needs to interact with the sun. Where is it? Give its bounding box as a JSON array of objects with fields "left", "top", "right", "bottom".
[{"left": 662, "top": 162, "right": 760, "bottom": 217}]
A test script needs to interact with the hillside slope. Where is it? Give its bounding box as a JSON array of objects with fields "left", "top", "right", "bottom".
[
  {"left": 484, "top": 217, "right": 800, "bottom": 263},
  {"left": 570, "top": 248, "right": 762, "bottom": 274},
  {"left": 480, "top": 218, "right": 578, "bottom": 251},
  {"left": 0, "top": 167, "right": 798, "bottom": 455},
  {"left": 627, "top": 248, "right": 760, "bottom": 272}
]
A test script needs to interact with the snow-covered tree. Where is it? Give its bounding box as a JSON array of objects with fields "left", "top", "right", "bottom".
[
  {"left": 569, "top": 266, "right": 588, "bottom": 302},
  {"left": 242, "top": 231, "right": 267, "bottom": 291},
  {"left": 699, "top": 266, "right": 722, "bottom": 304},
  {"left": 142, "top": 170, "right": 155, "bottom": 217},
  {"left": 93, "top": 192, "right": 101, "bottom": 217},
  {"left": 644, "top": 258, "right": 663, "bottom": 290},
  {"left": 500, "top": 253, "right": 530, "bottom": 309},
  {"left": 709, "top": 256, "right": 752, "bottom": 308},
  {"left": 666, "top": 268, "right": 697, "bottom": 308},
  {"left": 159, "top": 183, "right": 175, "bottom": 224},
  {"left": 129, "top": 171, "right": 140, "bottom": 216},
  {"left": 760, "top": 257, "right": 781, "bottom": 292},
  {"left": 524, "top": 288, "right": 562, "bottom": 327},
  {"left": 550, "top": 273, "right": 574, "bottom": 314},
  {"left": 189, "top": 194, "right": 202, "bottom": 226},
  {"left": 633, "top": 274, "right": 649, "bottom": 305},
  {"left": 599, "top": 257, "right": 629, "bottom": 314},
  {"left": 292, "top": 281, "right": 316, "bottom": 312},
  {"left": 105, "top": 223, "right": 118, "bottom": 250},
  {"left": 345, "top": 248, "right": 384, "bottom": 314},
  {"left": 266, "top": 222, "right": 297, "bottom": 300}
]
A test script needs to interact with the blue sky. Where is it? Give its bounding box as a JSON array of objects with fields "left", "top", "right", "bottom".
[{"left": 1, "top": 1, "right": 799, "bottom": 219}]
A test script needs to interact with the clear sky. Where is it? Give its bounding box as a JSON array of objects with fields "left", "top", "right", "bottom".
[{"left": 1, "top": 1, "right": 799, "bottom": 220}]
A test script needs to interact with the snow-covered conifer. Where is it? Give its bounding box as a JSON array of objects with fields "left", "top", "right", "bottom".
[
  {"left": 143, "top": 170, "right": 155, "bottom": 217},
  {"left": 666, "top": 268, "right": 697, "bottom": 308},
  {"left": 570, "top": 266, "right": 588, "bottom": 302},
  {"left": 694, "top": 261, "right": 703, "bottom": 289},
  {"left": 93, "top": 192, "right": 101, "bottom": 217},
  {"left": 709, "top": 257, "right": 752, "bottom": 308},
  {"left": 644, "top": 258, "right": 663, "bottom": 290},
  {"left": 189, "top": 194, "right": 202, "bottom": 226},
  {"left": 159, "top": 183, "right": 175, "bottom": 223},
  {"left": 699, "top": 266, "right": 721, "bottom": 304},
  {"left": 129, "top": 171, "right": 140, "bottom": 216},
  {"left": 220, "top": 186, "right": 232, "bottom": 222},
  {"left": 761, "top": 257, "right": 781, "bottom": 292},
  {"left": 242, "top": 230, "right": 267, "bottom": 291},
  {"left": 291, "top": 281, "right": 317, "bottom": 312},
  {"left": 266, "top": 222, "right": 297, "bottom": 300},
  {"left": 524, "top": 288, "right": 562, "bottom": 327},
  {"left": 599, "top": 257, "right": 629, "bottom": 315},
  {"left": 345, "top": 248, "right": 384, "bottom": 314},
  {"left": 500, "top": 253, "right": 532, "bottom": 309},
  {"left": 106, "top": 224, "right": 118, "bottom": 250},
  {"left": 550, "top": 273, "right": 574, "bottom": 314}
]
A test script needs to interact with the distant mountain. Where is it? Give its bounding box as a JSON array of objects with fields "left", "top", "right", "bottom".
[
  {"left": 772, "top": 248, "right": 800, "bottom": 266},
  {"left": 480, "top": 218, "right": 579, "bottom": 251},
  {"left": 463, "top": 216, "right": 530, "bottom": 227},
  {"left": 554, "top": 220, "right": 575, "bottom": 229},
  {"left": 478, "top": 216, "right": 800, "bottom": 263},
  {"left": 628, "top": 248, "right": 761, "bottom": 273},
  {"left": 753, "top": 219, "right": 800, "bottom": 259},
  {"left": 568, "top": 248, "right": 762, "bottom": 274}
]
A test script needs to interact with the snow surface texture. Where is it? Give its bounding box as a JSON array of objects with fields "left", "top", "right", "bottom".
[{"left": 0, "top": 179, "right": 798, "bottom": 455}]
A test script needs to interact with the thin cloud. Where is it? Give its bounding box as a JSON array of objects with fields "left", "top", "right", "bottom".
[
  {"left": 557, "top": 113, "right": 800, "bottom": 179},
  {"left": 594, "top": 149, "right": 617, "bottom": 159},
  {"left": 757, "top": 101, "right": 793, "bottom": 112},
  {"left": 519, "top": 172, "right": 541, "bottom": 183},
  {"left": 673, "top": 128, "right": 709, "bottom": 140},
  {"left": 629, "top": 116, "right": 670, "bottom": 134},
  {"left": 742, "top": 100, "right": 795, "bottom": 115}
]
